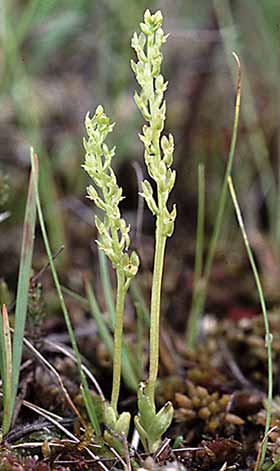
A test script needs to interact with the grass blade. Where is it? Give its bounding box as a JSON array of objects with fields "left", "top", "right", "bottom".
[
  {"left": 30, "top": 150, "right": 101, "bottom": 436},
  {"left": 120, "top": 345, "right": 139, "bottom": 391},
  {"left": 84, "top": 273, "right": 114, "bottom": 355},
  {"left": 1, "top": 305, "right": 12, "bottom": 434},
  {"left": 130, "top": 280, "right": 150, "bottom": 327},
  {"left": 61, "top": 285, "right": 89, "bottom": 309},
  {"left": 135, "top": 300, "right": 145, "bottom": 379},
  {"left": 14, "top": 0, "right": 41, "bottom": 46},
  {"left": 187, "top": 163, "right": 205, "bottom": 346},
  {"left": 10, "top": 157, "right": 38, "bottom": 427},
  {"left": 228, "top": 176, "right": 272, "bottom": 469}
]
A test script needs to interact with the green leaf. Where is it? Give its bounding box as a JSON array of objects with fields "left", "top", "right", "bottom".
[
  {"left": 137, "top": 382, "right": 156, "bottom": 429},
  {"left": 104, "top": 404, "right": 131, "bottom": 454},
  {"left": 135, "top": 382, "right": 174, "bottom": 453},
  {"left": 148, "top": 401, "right": 174, "bottom": 443}
]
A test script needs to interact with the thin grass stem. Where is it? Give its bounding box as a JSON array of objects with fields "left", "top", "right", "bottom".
[
  {"left": 186, "top": 53, "right": 241, "bottom": 349},
  {"left": 228, "top": 176, "right": 272, "bottom": 469},
  {"left": 187, "top": 164, "right": 205, "bottom": 346},
  {"left": 61, "top": 285, "right": 89, "bottom": 309},
  {"left": 84, "top": 274, "right": 114, "bottom": 356}
]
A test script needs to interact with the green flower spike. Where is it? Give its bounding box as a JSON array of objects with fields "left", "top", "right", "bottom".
[
  {"left": 83, "top": 105, "right": 140, "bottom": 440},
  {"left": 131, "top": 10, "right": 176, "bottom": 451}
]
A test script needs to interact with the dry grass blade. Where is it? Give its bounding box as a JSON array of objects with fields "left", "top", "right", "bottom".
[
  {"left": 22, "top": 400, "right": 80, "bottom": 443},
  {"left": 43, "top": 338, "right": 105, "bottom": 400},
  {"left": 22, "top": 334, "right": 85, "bottom": 426},
  {"left": 22, "top": 400, "right": 109, "bottom": 470},
  {"left": 253, "top": 426, "right": 278, "bottom": 471}
]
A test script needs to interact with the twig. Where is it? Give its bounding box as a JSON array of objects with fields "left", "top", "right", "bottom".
[
  {"left": 153, "top": 438, "right": 171, "bottom": 460},
  {"left": 122, "top": 434, "right": 132, "bottom": 471}
]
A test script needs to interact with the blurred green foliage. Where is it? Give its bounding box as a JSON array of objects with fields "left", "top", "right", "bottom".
[{"left": 0, "top": 0, "right": 280, "bottom": 269}]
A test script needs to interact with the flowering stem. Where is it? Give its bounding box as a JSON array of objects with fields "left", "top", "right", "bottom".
[
  {"left": 110, "top": 270, "right": 127, "bottom": 413},
  {"left": 131, "top": 10, "right": 175, "bottom": 451},
  {"left": 147, "top": 222, "right": 167, "bottom": 405},
  {"left": 83, "top": 105, "right": 139, "bottom": 416}
]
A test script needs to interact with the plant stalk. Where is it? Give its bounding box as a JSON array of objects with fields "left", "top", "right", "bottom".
[
  {"left": 110, "top": 270, "right": 127, "bottom": 413},
  {"left": 147, "top": 221, "right": 167, "bottom": 405}
]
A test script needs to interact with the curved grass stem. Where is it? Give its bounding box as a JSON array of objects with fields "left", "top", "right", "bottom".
[
  {"left": 228, "top": 176, "right": 272, "bottom": 469},
  {"left": 186, "top": 53, "right": 241, "bottom": 349}
]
